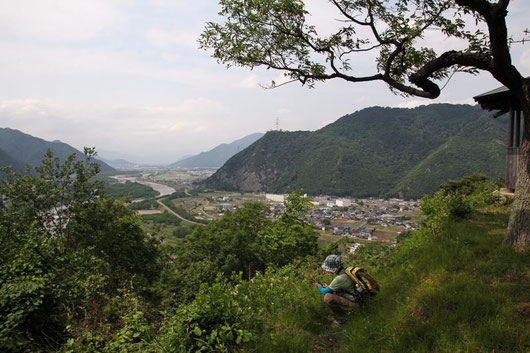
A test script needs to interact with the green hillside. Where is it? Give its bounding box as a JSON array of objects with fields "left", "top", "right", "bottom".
[
  {"left": 0, "top": 148, "right": 24, "bottom": 173},
  {"left": 0, "top": 128, "right": 114, "bottom": 172},
  {"left": 203, "top": 104, "right": 507, "bottom": 198},
  {"left": 1, "top": 152, "right": 528, "bottom": 352},
  {"left": 391, "top": 113, "right": 508, "bottom": 198}
]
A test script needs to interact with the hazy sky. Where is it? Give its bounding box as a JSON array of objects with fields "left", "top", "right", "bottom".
[{"left": 1, "top": 0, "right": 529, "bottom": 164}]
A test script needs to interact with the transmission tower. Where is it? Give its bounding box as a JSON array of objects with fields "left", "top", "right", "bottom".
[{"left": 275, "top": 116, "right": 280, "bottom": 131}]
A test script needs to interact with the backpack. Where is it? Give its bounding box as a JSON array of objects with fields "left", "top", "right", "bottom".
[{"left": 345, "top": 267, "right": 380, "bottom": 302}]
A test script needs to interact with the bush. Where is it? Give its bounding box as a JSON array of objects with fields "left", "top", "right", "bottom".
[
  {"left": 128, "top": 199, "right": 158, "bottom": 210},
  {"left": 421, "top": 192, "right": 473, "bottom": 235},
  {"left": 440, "top": 173, "right": 500, "bottom": 208}
]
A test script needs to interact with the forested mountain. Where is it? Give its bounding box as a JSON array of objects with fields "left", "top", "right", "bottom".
[
  {"left": 0, "top": 128, "right": 114, "bottom": 172},
  {"left": 170, "top": 132, "right": 264, "bottom": 168},
  {"left": 203, "top": 104, "right": 507, "bottom": 198}
]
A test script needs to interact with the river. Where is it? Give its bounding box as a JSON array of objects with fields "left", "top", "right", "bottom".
[{"left": 110, "top": 175, "right": 176, "bottom": 198}]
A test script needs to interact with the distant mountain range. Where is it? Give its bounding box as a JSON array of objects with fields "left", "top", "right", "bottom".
[
  {"left": 169, "top": 132, "right": 264, "bottom": 168},
  {"left": 0, "top": 128, "right": 114, "bottom": 173},
  {"left": 96, "top": 157, "right": 140, "bottom": 169},
  {"left": 203, "top": 104, "right": 507, "bottom": 199}
]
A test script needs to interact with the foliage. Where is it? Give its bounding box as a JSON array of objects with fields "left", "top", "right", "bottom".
[
  {"left": 141, "top": 211, "right": 181, "bottom": 226},
  {"left": 61, "top": 291, "right": 155, "bottom": 353},
  {"left": 128, "top": 199, "right": 159, "bottom": 210},
  {"left": 171, "top": 223, "right": 197, "bottom": 238},
  {"left": 155, "top": 201, "right": 272, "bottom": 304},
  {"left": 0, "top": 150, "right": 160, "bottom": 351},
  {"left": 258, "top": 190, "right": 319, "bottom": 267},
  {"left": 346, "top": 242, "right": 395, "bottom": 271},
  {"left": 439, "top": 172, "right": 500, "bottom": 208},
  {"left": 199, "top": 0, "right": 526, "bottom": 109},
  {"left": 421, "top": 173, "right": 503, "bottom": 235},
  {"left": 5, "top": 151, "right": 527, "bottom": 352},
  {"left": 167, "top": 190, "right": 187, "bottom": 199},
  {"left": 154, "top": 259, "right": 328, "bottom": 353},
  {"left": 105, "top": 180, "right": 159, "bottom": 200},
  {"left": 155, "top": 192, "right": 319, "bottom": 305},
  {"left": 338, "top": 207, "right": 530, "bottom": 353},
  {"left": 420, "top": 192, "right": 472, "bottom": 235},
  {"left": 155, "top": 277, "right": 255, "bottom": 353}
]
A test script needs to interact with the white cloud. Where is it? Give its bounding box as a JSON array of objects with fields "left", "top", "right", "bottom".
[
  {"left": 0, "top": 42, "right": 243, "bottom": 88},
  {"left": 145, "top": 29, "right": 199, "bottom": 49},
  {"left": 238, "top": 74, "right": 259, "bottom": 88},
  {"left": 518, "top": 48, "right": 530, "bottom": 74},
  {"left": 0, "top": 98, "right": 239, "bottom": 163},
  {"left": 394, "top": 97, "right": 475, "bottom": 109},
  {"left": 0, "top": 0, "right": 122, "bottom": 42},
  {"left": 395, "top": 100, "right": 430, "bottom": 109},
  {"left": 277, "top": 108, "right": 291, "bottom": 116}
]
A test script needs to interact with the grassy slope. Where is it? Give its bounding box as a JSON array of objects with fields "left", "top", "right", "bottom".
[
  {"left": 234, "top": 207, "right": 528, "bottom": 353},
  {"left": 335, "top": 207, "right": 529, "bottom": 353}
]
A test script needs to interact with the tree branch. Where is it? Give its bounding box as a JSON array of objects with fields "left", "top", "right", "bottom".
[
  {"left": 409, "top": 50, "right": 493, "bottom": 98},
  {"left": 456, "top": 0, "right": 523, "bottom": 92}
]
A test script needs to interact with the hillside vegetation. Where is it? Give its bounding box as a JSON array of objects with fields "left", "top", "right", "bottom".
[
  {"left": 1, "top": 152, "right": 528, "bottom": 352},
  {"left": 0, "top": 128, "right": 114, "bottom": 172},
  {"left": 204, "top": 104, "right": 507, "bottom": 198}
]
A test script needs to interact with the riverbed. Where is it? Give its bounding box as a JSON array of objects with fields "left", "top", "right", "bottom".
[{"left": 110, "top": 175, "right": 176, "bottom": 198}]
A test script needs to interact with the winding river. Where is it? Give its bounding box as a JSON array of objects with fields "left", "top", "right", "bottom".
[{"left": 111, "top": 175, "right": 176, "bottom": 198}]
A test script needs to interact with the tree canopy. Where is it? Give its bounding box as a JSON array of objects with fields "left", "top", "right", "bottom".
[
  {"left": 200, "top": 0, "right": 530, "bottom": 248},
  {"left": 201, "top": 0, "right": 524, "bottom": 97}
]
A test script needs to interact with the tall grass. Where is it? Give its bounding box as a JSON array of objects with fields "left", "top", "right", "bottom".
[{"left": 338, "top": 207, "right": 529, "bottom": 353}]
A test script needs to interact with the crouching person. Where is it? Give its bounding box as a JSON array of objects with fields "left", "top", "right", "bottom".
[{"left": 315, "top": 254, "right": 359, "bottom": 322}]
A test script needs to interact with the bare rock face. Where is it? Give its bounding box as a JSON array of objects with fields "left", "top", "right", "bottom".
[{"left": 211, "top": 165, "right": 279, "bottom": 191}]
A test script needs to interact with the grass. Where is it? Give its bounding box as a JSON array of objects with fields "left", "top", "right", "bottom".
[
  {"left": 335, "top": 206, "right": 530, "bottom": 353},
  {"left": 238, "top": 206, "right": 528, "bottom": 353}
]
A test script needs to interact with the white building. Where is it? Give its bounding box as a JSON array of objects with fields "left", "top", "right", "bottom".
[
  {"left": 336, "top": 198, "right": 352, "bottom": 207},
  {"left": 266, "top": 194, "right": 287, "bottom": 202}
]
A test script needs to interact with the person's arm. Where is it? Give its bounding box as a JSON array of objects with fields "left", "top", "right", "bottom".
[{"left": 317, "top": 283, "right": 333, "bottom": 295}]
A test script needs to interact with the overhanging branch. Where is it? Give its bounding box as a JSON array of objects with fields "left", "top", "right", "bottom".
[{"left": 408, "top": 50, "right": 493, "bottom": 98}]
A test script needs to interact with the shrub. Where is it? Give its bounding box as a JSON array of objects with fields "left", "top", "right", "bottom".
[
  {"left": 440, "top": 173, "right": 500, "bottom": 208},
  {"left": 155, "top": 277, "right": 254, "bottom": 353},
  {"left": 420, "top": 192, "right": 473, "bottom": 235}
]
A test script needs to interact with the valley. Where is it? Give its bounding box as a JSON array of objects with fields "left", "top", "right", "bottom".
[{"left": 121, "top": 174, "right": 421, "bottom": 245}]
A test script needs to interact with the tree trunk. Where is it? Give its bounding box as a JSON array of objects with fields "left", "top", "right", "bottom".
[{"left": 503, "top": 93, "right": 530, "bottom": 249}]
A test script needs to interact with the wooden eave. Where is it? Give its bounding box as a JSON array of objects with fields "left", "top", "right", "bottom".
[{"left": 473, "top": 84, "right": 521, "bottom": 117}]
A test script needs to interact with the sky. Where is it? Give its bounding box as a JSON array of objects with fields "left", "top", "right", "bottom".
[{"left": 0, "top": 0, "right": 529, "bottom": 164}]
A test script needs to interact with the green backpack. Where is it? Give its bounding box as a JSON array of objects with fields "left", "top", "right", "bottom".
[{"left": 345, "top": 267, "right": 380, "bottom": 302}]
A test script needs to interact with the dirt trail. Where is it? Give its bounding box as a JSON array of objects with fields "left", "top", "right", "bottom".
[{"left": 156, "top": 199, "right": 200, "bottom": 225}]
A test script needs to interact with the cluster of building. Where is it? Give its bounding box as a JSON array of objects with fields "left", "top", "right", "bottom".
[
  {"left": 264, "top": 194, "right": 420, "bottom": 237},
  {"left": 203, "top": 193, "right": 420, "bottom": 240}
]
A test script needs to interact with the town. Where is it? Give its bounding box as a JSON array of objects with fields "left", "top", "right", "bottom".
[{"left": 187, "top": 192, "right": 421, "bottom": 244}]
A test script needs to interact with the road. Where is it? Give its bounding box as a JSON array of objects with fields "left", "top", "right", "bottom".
[{"left": 156, "top": 199, "right": 200, "bottom": 225}]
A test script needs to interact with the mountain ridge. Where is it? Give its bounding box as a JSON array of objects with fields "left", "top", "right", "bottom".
[
  {"left": 170, "top": 132, "right": 264, "bottom": 168},
  {"left": 0, "top": 128, "right": 114, "bottom": 172},
  {"left": 203, "top": 104, "right": 507, "bottom": 198}
]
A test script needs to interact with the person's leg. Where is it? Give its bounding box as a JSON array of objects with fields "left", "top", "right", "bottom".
[{"left": 323, "top": 293, "right": 357, "bottom": 315}]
